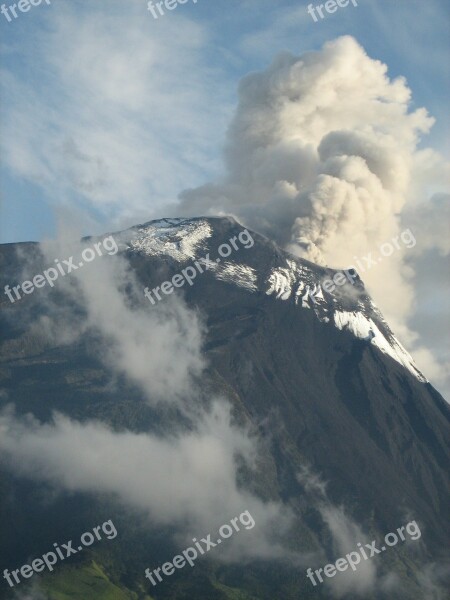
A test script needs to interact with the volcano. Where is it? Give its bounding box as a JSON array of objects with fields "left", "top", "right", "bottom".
[{"left": 0, "top": 216, "right": 448, "bottom": 600}]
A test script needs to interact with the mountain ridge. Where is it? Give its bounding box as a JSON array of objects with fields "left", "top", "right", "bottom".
[
  {"left": 111, "top": 216, "right": 426, "bottom": 383},
  {"left": 0, "top": 216, "right": 448, "bottom": 599}
]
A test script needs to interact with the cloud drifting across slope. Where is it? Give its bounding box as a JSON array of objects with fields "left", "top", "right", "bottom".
[
  {"left": 19, "top": 234, "right": 206, "bottom": 406},
  {"left": 177, "top": 36, "right": 450, "bottom": 392},
  {"left": 0, "top": 231, "right": 296, "bottom": 561},
  {"left": 0, "top": 403, "right": 291, "bottom": 560}
]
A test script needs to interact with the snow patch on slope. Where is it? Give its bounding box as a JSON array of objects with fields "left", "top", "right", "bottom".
[
  {"left": 266, "top": 262, "right": 328, "bottom": 313},
  {"left": 264, "top": 259, "right": 425, "bottom": 383},
  {"left": 215, "top": 263, "right": 258, "bottom": 292},
  {"left": 334, "top": 310, "right": 426, "bottom": 382},
  {"left": 266, "top": 268, "right": 295, "bottom": 300},
  {"left": 129, "top": 219, "right": 212, "bottom": 261},
  {"left": 124, "top": 217, "right": 426, "bottom": 384}
]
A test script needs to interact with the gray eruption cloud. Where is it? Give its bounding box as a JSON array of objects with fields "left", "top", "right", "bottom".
[
  {"left": 178, "top": 36, "right": 449, "bottom": 388},
  {"left": 180, "top": 36, "right": 434, "bottom": 258}
]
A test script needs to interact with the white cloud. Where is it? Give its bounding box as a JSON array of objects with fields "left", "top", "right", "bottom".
[
  {"left": 320, "top": 505, "right": 377, "bottom": 597},
  {"left": 28, "top": 234, "right": 205, "bottom": 406},
  {"left": 297, "top": 466, "right": 377, "bottom": 596},
  {"left": 0, "top": 403, "right": 293, "bottom": 561},
  {"left": 177, "top": 36, "right": 450, "bottom": 396},
  {"left": 0, "top": 229, "right": 296, "bottom": 560},
  {"left": 1, "top": 0, "right": 230, "bottom": 226}
]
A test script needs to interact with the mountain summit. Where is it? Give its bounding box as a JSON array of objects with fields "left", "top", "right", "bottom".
[{"left": 122, "top": 216, "right": 425, "bottom": 382}]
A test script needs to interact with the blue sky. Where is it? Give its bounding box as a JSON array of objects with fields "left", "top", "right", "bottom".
[
  {"left": 0, "top": 0, "right": 449, "bottom": 396},
  {"left": 1, "top": 0, "right": 448, "bottom": 243}
]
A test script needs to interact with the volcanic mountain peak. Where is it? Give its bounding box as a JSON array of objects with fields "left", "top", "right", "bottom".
[
  {"left": 126, "top": 217, "right": 214, "bottom": 261},
  {"left": 115, "top": 216, "right": 426, "bottom": 383}
]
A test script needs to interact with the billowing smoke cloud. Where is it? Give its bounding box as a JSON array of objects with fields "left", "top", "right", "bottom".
[
  {"left": 177, "top": 36, "right": 450, "bottom": 392},
  {"left": 406, "top": 193, "right": 450, "bottom": 256},
  {"left": 180, "top": 36, "right": 433, "bottom": 255}
]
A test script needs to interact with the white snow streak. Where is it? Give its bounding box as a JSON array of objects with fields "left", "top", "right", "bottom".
[{"left": 334, "top": 310, "right": 426, "bottom": 382}]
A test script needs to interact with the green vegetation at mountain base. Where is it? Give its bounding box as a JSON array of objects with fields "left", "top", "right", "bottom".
[
  {"left": 40, "top": 561, "right": 154, "bottom": 600},
  {"left": 212, "top": 580, "right": 261, "bottom": 600}
]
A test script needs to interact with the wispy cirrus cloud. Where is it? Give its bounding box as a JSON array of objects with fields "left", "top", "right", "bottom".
[{"left": 0, "top": 0, "right": 231, "bottom": 228}]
